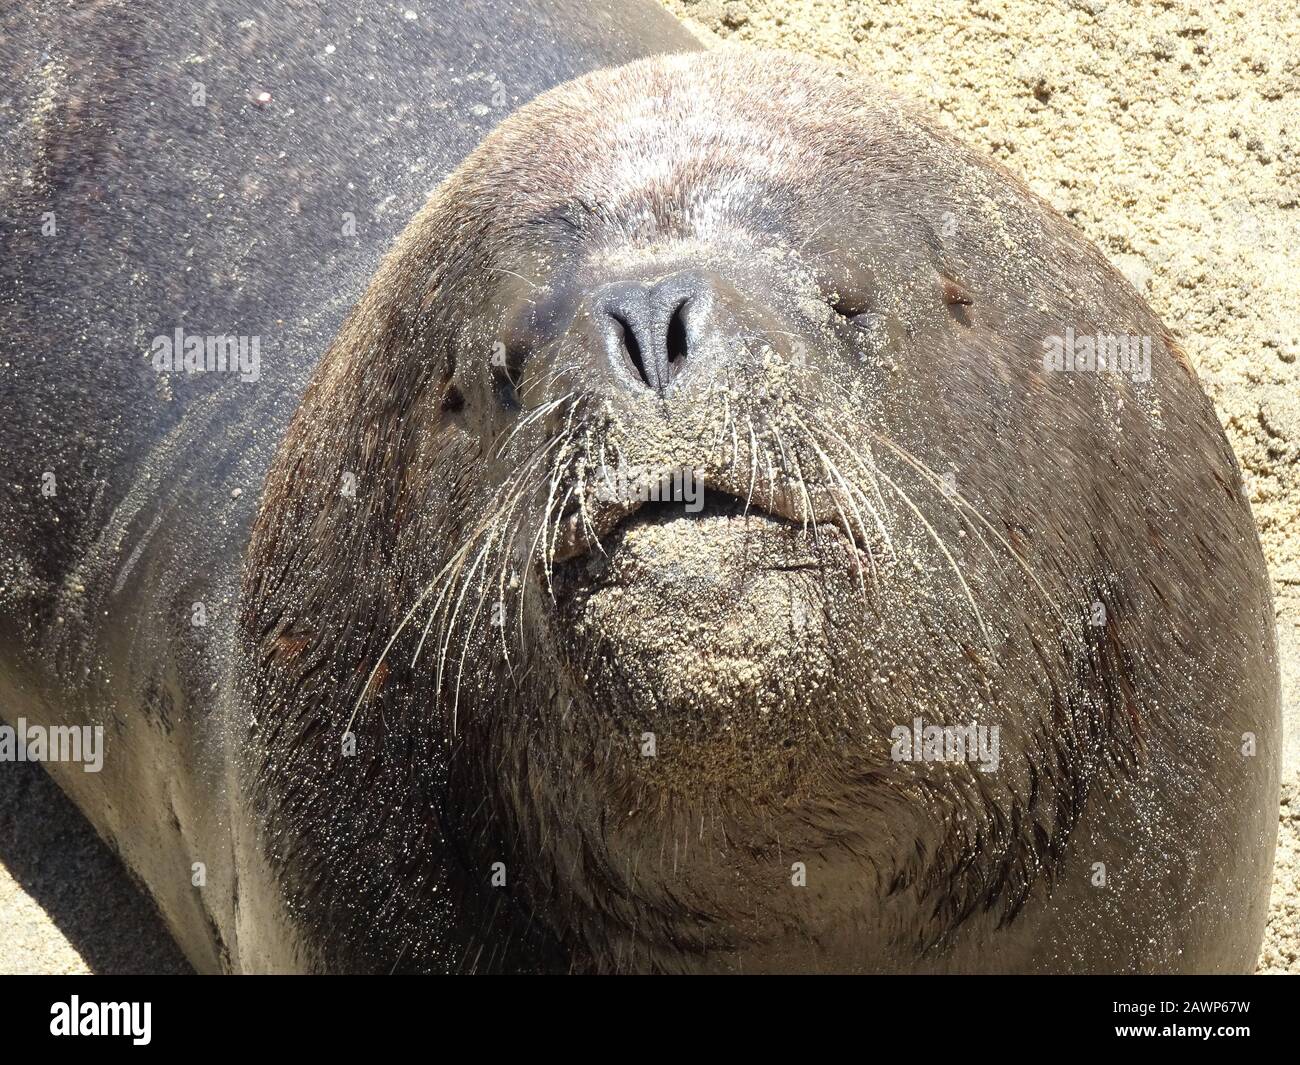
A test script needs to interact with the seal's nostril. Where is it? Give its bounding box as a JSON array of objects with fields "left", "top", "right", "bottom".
[
  {"left": 611, "top": 312, "right": 648, "bottom": 387},
  {"left": 666, "top": 299, "right": 689, "bottom": 370}
]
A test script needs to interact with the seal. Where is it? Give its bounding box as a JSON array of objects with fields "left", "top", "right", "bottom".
[{"left": 0, "top": 1, "right": 1280, "bottom": 974}]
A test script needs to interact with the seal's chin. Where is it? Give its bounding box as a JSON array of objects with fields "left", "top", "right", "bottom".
[{"left": 549, "top": 494, "right": 869, "bottom": 751}]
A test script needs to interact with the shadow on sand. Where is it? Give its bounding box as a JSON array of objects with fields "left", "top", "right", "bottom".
[{"left": 0, "top": 760, "right": 191, "bottom": 974}]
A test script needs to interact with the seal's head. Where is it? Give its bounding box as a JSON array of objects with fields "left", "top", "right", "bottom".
[{"left": 240, "top": 52, "right": 1274, "bottom": 972}]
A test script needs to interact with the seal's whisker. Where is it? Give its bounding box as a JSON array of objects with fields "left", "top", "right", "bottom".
[
  {"left": 813, "top": 414, "right": 1005, "bottom": 574},
  {"left": 771, "top": 419, "right": 793, "bottom": 487},
  {"left": 423, "top": 514, "right": 502, "bottom": 681},
  {"left": 574, "top": 448, "right": 607, "bottom": 559},
  {"left": 492, "top": 397, "right": 561, "bottom": 454},
  {"left": 435, "top": 535, "right": 499, "bottom": 734},
  {"left": 865, "top": 427, "right": 1065, "bottom": 626},
  {"left": 537, "top": 418, "right": 580, "bottom": 594},
  {"left": 784, "top": 386, "right": 914, "bottom": 560},
  {"left": 417, "top": 432, "right": 563, "bottom": 696},
  {"left": 794, "top": 418, "right": 876, "bottom": 594},
  {"left": 516, "top": 365, "right": 572, "bottom": 404},
  {"left": 711, "top": 386, "right": 730, "bottom": 456},
  {"left": 487, "top": 484, "right": 540, "bottom": 672},
  {"left": 491, "top": 266, "right": 541, "bottom": 293},
  {"left": 872, "top": 463, "right": 995, "bottom": 653},
  {"left": 794, "top": 215, "right": 835, "bottom": 257},
  {"left": 491, "top": 390, "right": 573, "bottom": 456},
  {"left": 717, "top": 393, "right": 732, "bottom": 465},
  {"left": 473, "top": 407, "right": 587, "bottom": 663},
  {"left": 343, "top": 533, "right": 482, "bottom": 739},
  {"left": 795, "top": 391, "right": 896, "bottom": 531},
  {"left": 413, "top": 569, "right": 462, "bottom": 674},
  {"left": 517, "top": 427, "right": 576, "bottom": 614},
  {"left": 449, "top": 532, "right": 510, "bottom": 735},
  {"left": 545, "top": 485, "right": 577, "bottom": 591},
  {"left": 793, "top": 415, "right": 894, "bottom": 556},
  {"left": 795, "top": 407, "right": 993, "bottom": 637},
  {"left": 772, "top": 422, "right": 818, "bottom": 542},
  {"left": 730, "top": 401, "right": 741, "bottom": 470},
  {"left": 764, "top": 441, "right": 779, "bottom": 515},
  {"left": 745, "top": 418, "right": 759, "bottom": 516}
]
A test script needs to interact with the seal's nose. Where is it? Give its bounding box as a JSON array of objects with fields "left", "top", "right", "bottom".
[{"left": 595, "top": 271, "right": 713, "bottom": 395}]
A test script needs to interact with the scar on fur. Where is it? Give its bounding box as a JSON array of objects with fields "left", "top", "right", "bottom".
[
  {"left": 270, "top": 633, "right": 312, "bottom": 664},
  {"left": 940, "top": 273, "right": 974, "bottom": 327}
]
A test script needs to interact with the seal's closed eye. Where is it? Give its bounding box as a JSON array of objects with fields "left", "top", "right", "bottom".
[
  {"left": 441, "top": 380, "right": 466, "bottom": 414},
  {"left": 818, "top": 258, "right": 880, "bottom": 323},
  {"left": 490, "top": 278, "right": 584, "bottom": 410}
]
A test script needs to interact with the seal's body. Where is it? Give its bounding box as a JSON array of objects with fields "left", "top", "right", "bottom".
[{"left": 0, "top": 0, "right": 1280, "bottom": 974}]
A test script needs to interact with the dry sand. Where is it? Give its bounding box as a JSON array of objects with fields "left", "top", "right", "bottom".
[{"left": 1, "top": 0, "right": 1295, "bottom": 973}]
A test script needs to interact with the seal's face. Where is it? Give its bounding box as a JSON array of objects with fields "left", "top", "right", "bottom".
[
  {"left": 242, "top": 52, "right": 1221, "bottom": 971},
  {"left": 438, "top": 56, "right": 979, "bottom": 789}
]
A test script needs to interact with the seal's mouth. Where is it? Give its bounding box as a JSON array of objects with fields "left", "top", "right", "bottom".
[{"left": 550, "top": 474, "right": 880, "bottom": 575}]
